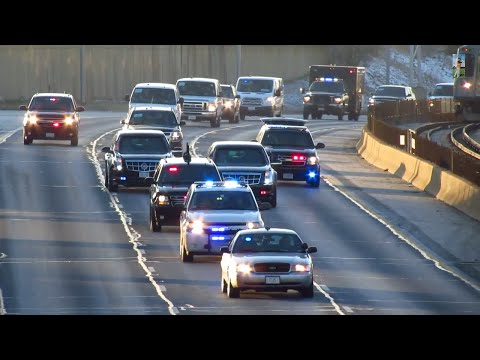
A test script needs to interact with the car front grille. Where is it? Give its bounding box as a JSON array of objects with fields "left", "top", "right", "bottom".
[
  {"left": 254, "top": 263, "right": 291, "bottom": 273},
  {"left": 125, "top": 160, "right": 158, "bottom": 172},
  {"left": 241, "top": 98, "right": 263, "bottom": 106},
  {"left": 183, "top": 101, "right": 207, "bottom": 112},
  {"left": 170, "top": 194, "right": 186, "bottom": 206},
  {"left": 221, "top": 172, "right": 262, "bottom": 185},
  {"left": 274, "top": 154, "right": 306, "bottom": 166},
  {"left": 312, "top": 95, "right": 332, "bottom": 105}
]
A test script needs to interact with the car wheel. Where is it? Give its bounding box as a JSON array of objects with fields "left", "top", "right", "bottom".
[
  {"left": 104, "top": 165, "right": 109, "bottom": 187},
  {"left": 149, "top": 208, "right": 161, "bottom": 232},
  {"left": 303, "top": 110, "right": 309, "bottom": 120},
  {"left": 71, "top": 135, "right": 78, "bottom": 146},
  {"left": 107, "top": 168, "right": 119, "bottom": 192},
  {"left": 348, "top": 113, "right": 353, "bottom": 121},
  {"left": 221, "top": 277, "right": 228, "bottom": 294},
  {"left": 240, "top": 112, "right": 246, "bottom": 120},
  {"left": 338, "top": 110, "right": 344, "bottom": 121},
  {"left": 270, "top": 188, "right": 277, "bottom": 208},
  {"left": 300, "top": 282, "right": 314, "bottom": 298},
  {"left": 23, "top": 136, "right": 31, "bottom": 145},
  {"left": 317, "top": 112, "right": 323, "bottom": 120},
  {"left": 227, "top": 280, "right": 240, "bottom": 298},
  {"left": 235, "top": 111, "right": 240, "bottom": 123}
]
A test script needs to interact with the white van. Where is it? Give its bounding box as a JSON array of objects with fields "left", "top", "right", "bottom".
[
  {"left": 125, "top": 83, "right": 183, "bottom": 120},
  {"left": 235, "top": 76, "right": 284, "bottom": 120}
]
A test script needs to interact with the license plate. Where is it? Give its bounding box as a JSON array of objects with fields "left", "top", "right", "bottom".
[
  {"left": 265, "top": 276, "right": 280, "bottom": 284},
  {"left": 317, "top": 106, "right": 325, "bottom": 111},
  {"left": 283, "top": 173, "right": 293, "bottom": 180},
  {"left": 188, "top": 115, "right": 196, "bottom": 120},
  {"left": 46, "top": 132, "right": 55, "bottom": 138},
  {"left": 139, "top": 171, "right": 149, "bottom": 178},
  {"left": 248, "top": 107, "right": 255, "bottom": 111}
]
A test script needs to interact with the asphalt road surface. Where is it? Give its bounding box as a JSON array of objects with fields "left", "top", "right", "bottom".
[{"left": 1, "top": 111, "right": 479, "bottom": 315}]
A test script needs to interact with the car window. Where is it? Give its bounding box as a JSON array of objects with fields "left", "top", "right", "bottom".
[
  {"left": 221, "top": 86, "right": 234, "bottom": 98},
  {"left": 131, "top": 88, "right": 177, "bottom": 105},
  {"left": 158, "top": 165, "right": 221, "bottom": 185},
  {"left": 432, "top": 85, "right": 453, "bottom": 97},
  {"left": 213, "top": 147, "right": 268, "bottom": 166},
  {"left": 177, "top": 81, "right": 216, "bottom": 97},
  {"left": 237, "top": 79, "right": 273, "bottom": 93},
  {"left": 374, "top": 87, "right": 407, "bottom": 97},
  {"left": 189, "top": 191, "right": 257, "bottom": 211},
  {"left": 232, "top": 233, "right": 304, "bottom": 253},
  {"left": 129, "top": 110, "right": 178, "bottom": 127},
  {"left": 29, "top": 96, "right": 74, "bottom": 112},
  {"left": 309, "top": 81, "right": 344, "bottom": 93},
  {"left": 118, "top": 135, "right": 169, "bottom": 154},
  {"left": 261, "top": 130, "right": 315, "bottom": 148}
]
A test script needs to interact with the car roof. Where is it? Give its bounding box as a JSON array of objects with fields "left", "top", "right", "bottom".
[
  {"left": 235, "top": 227, "right": 300, "bottom": 236},
  {"left": 191, "top": 181, "right": 252, "bottom": 192},
  {"left": 160, "top": 157, "right": 216, "bottom": 166},
  {"left": 177, "top": 77, "right": 219, "bottom": 83},
  {"left": 210, "top": 140, "right": 265, "bottom": 148},
  {"left": 116, "top": 129, "right": 168, "bottom": 136},
  {"left": 237, "top": 76, "right": 282, "bottom": 80},
  {"left": 261, "top": 117, "right": 308, "bottom": 126},
  {"left": 32, "top": 92, "right": 73, "bottom": 98},
  {"left": 376, "top": 85, "right": 410, "bottom": 89},
  {"left": 133, "top": 83, "right": 176, "bottom": 90},
  {"left": 262, "top": 124, "right": 309, "bottom": 131},
  {"left": 130, "top": 106, "right": 175, "bottom": 112}
]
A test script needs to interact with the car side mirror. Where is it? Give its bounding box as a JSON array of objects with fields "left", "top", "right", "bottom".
[
  {"left": 101, "top": 146, "right": 113, "bottom": 154},
  {"left": 300, "top": 87, "right": 305, "bottom": 94},
  {"left": 120, "top": 119, "right": 126, "bottom": 125},
  {"left": 144, "top": 177, "right": 154, "bottom": 186},
  {"left": 302, "top": 243, "right": 309, "bottom": 249},
  {"left": 124, "top": 94, "right": 130, "bottom": 102},
  {"left": 235, "top": 94, "right": 240, "bottom": 99},
  {"left": 307, "top": 246, "right": 317, "bottom": 254},
  {"left": 218, "top": 91, "right": 223, "bottom": 97},
  {"left": 274, "top": 89, "right": 281, "bottom": 97},
  {"left": 315, "top": 142, "right": 325, "bottom": 149},
  {"left": 180, "top": 120, "right": 186, "bottom": 126},
  {"left": 178, "top": 97, "right": 184, "bottom": 105},
  {"left": 19, "top": 105, "right": 27, "bottom": 111},
  {"left": 220, "top": 246, "right": 230, "bottom": 254},
  {"left": 76, "top": 106, "right": 85, "bottom": 112}
]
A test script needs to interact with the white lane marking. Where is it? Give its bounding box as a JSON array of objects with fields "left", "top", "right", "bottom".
[
  {"left": 159, "top": 285, "right": 167, "bottom": 292},
  {"left": 88, "top": 129, "right": 178, "bottom": 315},
  {"left": 343, "top": 306, "right": 353, "bottom": 313},
  {"left": 186, "top": 304, "right": 194, "bottom": 308},
  {"left": 0, "top": 288, "right": 6, "bottom": 315},
  {"left": 139, "top": 249, "right": 145, "bottom": 255},
  {"left": 148, "top": 267, "right": 156, "bottom": 273},
  {"left": 118, "top": 204, "right": 123, "bottom": 209},
  {"left": 321, "top": 176, "right": 480, "bottom": 293},
  {"left": 0, "top": 127, "right": 21, "bottom": 144},
  {"left": 320, "top": 284, "right": 330, "bottom": 292},
  {"left": 313, "top": 282, "right": 345, "bottom": 315},
  {"left": 190, "top": 124, "right": 253, "bottom": 157}
]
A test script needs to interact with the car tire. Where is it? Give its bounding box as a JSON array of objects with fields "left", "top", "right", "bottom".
[
  {"left": 234, "top": 111, "right": 240, "bottom": 123},
  {"left": 317, "top": 112, "right": 323, "bottom": 120},
  {"left": 270, "top": 187, "right": 277, "bottom": 208},
  {"left": 149, "top": 208, "right": 161, "bottom": 232},
  {"left": 180, "top": 241, "right": 193, "bottom": 263},
  {"left": 221, "top": 278, "right": 228, "bottom": 294},
  {"left": 300, "top": 282, "right": 314, "bottom": 298},
  {"left": 227, "top": 280, "right": 240, "bottom": 298},
  {"left": 303, "top": 110, "right": 309, "bottom": 120},
  {"left": 107, "top": 168, "right": 119, "bottom": 192},
  {"left": 23, "top": 136, "right": 32, "bottom": 145},
  {"left": 104, "top": 165, "right": 109, "bottom": 187},
  {"left": 240, "top": 112, "right": 246, "bottom": 120},
  {"left": 71, "top": 135, "right": 78, "bottom": 146}
]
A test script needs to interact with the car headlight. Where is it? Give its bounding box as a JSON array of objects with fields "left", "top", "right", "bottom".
[
  {"left": 246, "top": 221, "right": 263, "bottom": 229},
  {"left": 188, "top": 220, "right": 204, "bottom": 234},
  {"left": 292, "top": 264, "right": 311, "bottom": 272},
  {"left": 236, "top": 263, "right": 253, "bottom": 274},
  {"left": 115, "top": 157, "right": 123, "bottom": 171},
  {"left": 334, "top": 97, "right": 342, "bottom": 104},
  {"left": 265, "top": 96, "right": 275, "bottom": 105},
  {"left": 23, "top": 115, "right": 37, "bottom": 125},
  {"left": 307, "top": 156, "right": 318, "bottom": 165},
  {"left": 264, "top": 170, "right": 274, "bottom": 185},
  {"left": 208, "top": 103, "right": 216, "bottom": 112},
  {"left": 224, "top": 100, "right": 233, "bottom": 108},
  {"left": 303, "top": 96, "right": 311, "bottom": 103},
  {"left": 368, "top": 98, "right": 375, "bottom": 105},
  {"left": 64, "top": 116, "right": 75, "bottom": 125},
  {"left": 156, "top": 195, "right": 170, "bottom": 205},
  {"left": 171, "top": 131, "right": 181, "bottom": 140}
]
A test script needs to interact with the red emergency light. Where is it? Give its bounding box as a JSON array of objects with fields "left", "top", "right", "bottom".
[{"left": 168, "top": 167, "right": 178, "bottom": 172}]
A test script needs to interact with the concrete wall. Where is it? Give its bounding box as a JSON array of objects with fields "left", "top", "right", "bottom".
[
  {"left": 0, "top": 45, "right": 329, "bottom": 103},
  {"left": 356, "top": 128, "right": 480, "bottom": 222}
]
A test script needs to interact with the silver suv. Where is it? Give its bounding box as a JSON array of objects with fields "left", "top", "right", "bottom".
[{"left": 179, "top": 181, "right": 268, "bottom": 262}]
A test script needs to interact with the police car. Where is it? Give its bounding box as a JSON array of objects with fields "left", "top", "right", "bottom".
[{"left": 254, "top": 117, "right": 325, "bottom": 187}]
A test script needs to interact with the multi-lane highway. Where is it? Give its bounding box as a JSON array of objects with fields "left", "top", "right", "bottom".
[{"left": 1, "top": 111, "right": 480, "bottom": 315}]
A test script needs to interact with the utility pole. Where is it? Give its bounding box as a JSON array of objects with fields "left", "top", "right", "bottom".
[
  {"left": 236, "top": 45, "right": 242, "bottom": 80},
  {"left": 409, "top": 45, "right": 421, "bottom": 87},
  {"left": 80, "top": 45, "right": 86, "bottom": 104},
  {"left": 386, "top": 47, "right": 391, "bottom": 85}
]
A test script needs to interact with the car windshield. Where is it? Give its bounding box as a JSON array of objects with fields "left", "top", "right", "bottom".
[
  {"left": 221, "top": 86, "right": 234, "bottom": 98},
  {"left": 177, "top": 81, "right": 216, "bottom": 97},
  {"left": 374, "top": 87, "right": 406, "bottom": 97},
  {"left": 237, "top": 79, "right": 273, "bottom": 93},
  {"left": 29, "top": 96, "right": 74, "bottom": 112},
  {"left": 309, "top": 81, "right": 344, "bottom": 93},
  {"left": 159, "top": 165, "right": 221, "bottom": 185},
  {"left": 118, "top": 135, "right": 169, "bottom": 154},
  {"left": 232, "top": 233, "right": 305, "bottom": 253},
  {"left": 432, "top": 85, "right": 453, "bottom": 97},
  {"left": 129, "top": 110, "right": 178, "bottom": 127},
  {"left": 130, "top": 88, "right": 177, "bottom": 105},
  {"left": 261, "top": 130, "right": 315, "bottom": 148},
  {"left": 189, "top": 191, "right": 257, "bottom": 211},
  {"left": 213, "top": 147, "right": 268, "bottom": 166}
]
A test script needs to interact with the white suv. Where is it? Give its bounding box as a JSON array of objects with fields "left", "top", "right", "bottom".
[{"left": 179, "top": 181, "right": 268, "bottom": 262}]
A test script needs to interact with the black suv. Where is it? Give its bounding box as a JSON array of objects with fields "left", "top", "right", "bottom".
[
  {"left": 254, "top": 118, "right": 325, "bottom": 188},
  {"left": 20, "top": 92, "right": 85, "bottom": 146},
  {"left": 102, "top": 129, "right": 172, "bottom": 192},
  {"left": 206, "top": 140, "right": 278, "bottom": 207},
  {"left": 220, "top": 84, "right": 240, "bottom": 123},
  {"left": 121, "top": 106, "right": 186, "bottom": 151},
  {"left": 301, "top": 78, "right": 349, "bottom": 120},
  {"left": 146, "top": 146, "right": 222, "bottom": 232}
]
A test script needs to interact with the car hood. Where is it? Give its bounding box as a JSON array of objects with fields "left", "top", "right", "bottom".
[
  {"left": 371, "top": 96, "right": 404, "bottom": 101},
  {"left": 181, "top": 95, "right": 217, "bottom": 102},
  {"left": 119, "top": 153, "right": 171, "bottom": 160},
  {"left": 127, "top": 125, "right": 179, "bottom": 133},
  {"left": 188, "top": 211, "right": 261, "bottom": 223},
  {"left": 129, "top": 103, "right": 177, "bottom": 110},
  {"left": 231, "top": 253, "right": 311, "bottom": 264},
  {"left": 307, "top": 91, "right": 343, "bottom": 97},
  {"left": 265, "top": 147, "right": 316, "bottom": 155},
  {"left": 217, "top": 165, "right": 271, "bottom": 172}
]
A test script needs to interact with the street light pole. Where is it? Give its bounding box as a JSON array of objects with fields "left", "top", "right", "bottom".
[
  {"left": 236, "top": 45, "right": 242, "bottom": 80},
  {"left": 80, "top": 45, "right": 86, "bottom": 104}
]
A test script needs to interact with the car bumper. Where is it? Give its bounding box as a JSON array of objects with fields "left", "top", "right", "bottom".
[
  {"left": 250, "top": 184, "right": 275, "bottom": 203},
  {"left": 111, "top": 170, "right": 154, "bottom": 187},
  {"left": 272, "top": 165, "right": 320, "bottom": 181},
  {"left": 24, "top": 124, "right": 78, "bottom": 140},
  {"left": 304, "top": 103, "right": 342, "bottom": 114},
  {"left": 153, "top": 206, "right": 183, "bottom": 225},
  {"left": 232, "top": 272, "right": 313, "bottom": 290},
  {"left": 239, "top": 105, "right": 273, "bottom": 116},
  {"left": 181, "top": 112, "right": 216, "bottom": 121},
  {"left": 185, "top": 231, "right": 239, "bottom": 255}
]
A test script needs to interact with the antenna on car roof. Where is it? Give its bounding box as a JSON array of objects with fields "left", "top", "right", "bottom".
[{"left": 183, "top": 143, "right": 192, "bottom": 164}]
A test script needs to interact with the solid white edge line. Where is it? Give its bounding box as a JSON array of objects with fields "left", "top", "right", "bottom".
[
  {"left": 314, "top": 282, "right": 345, "bottom": 315},
  {"left": 0, "top": 288, "right": 6, "bottom": 315},
  {"left": 0, "top": 127, "right": 22, "bottom": 144}
]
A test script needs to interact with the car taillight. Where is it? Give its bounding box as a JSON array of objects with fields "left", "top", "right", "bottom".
[{"left": 292, "top": 154, "right": 306, "bottom": 161}]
